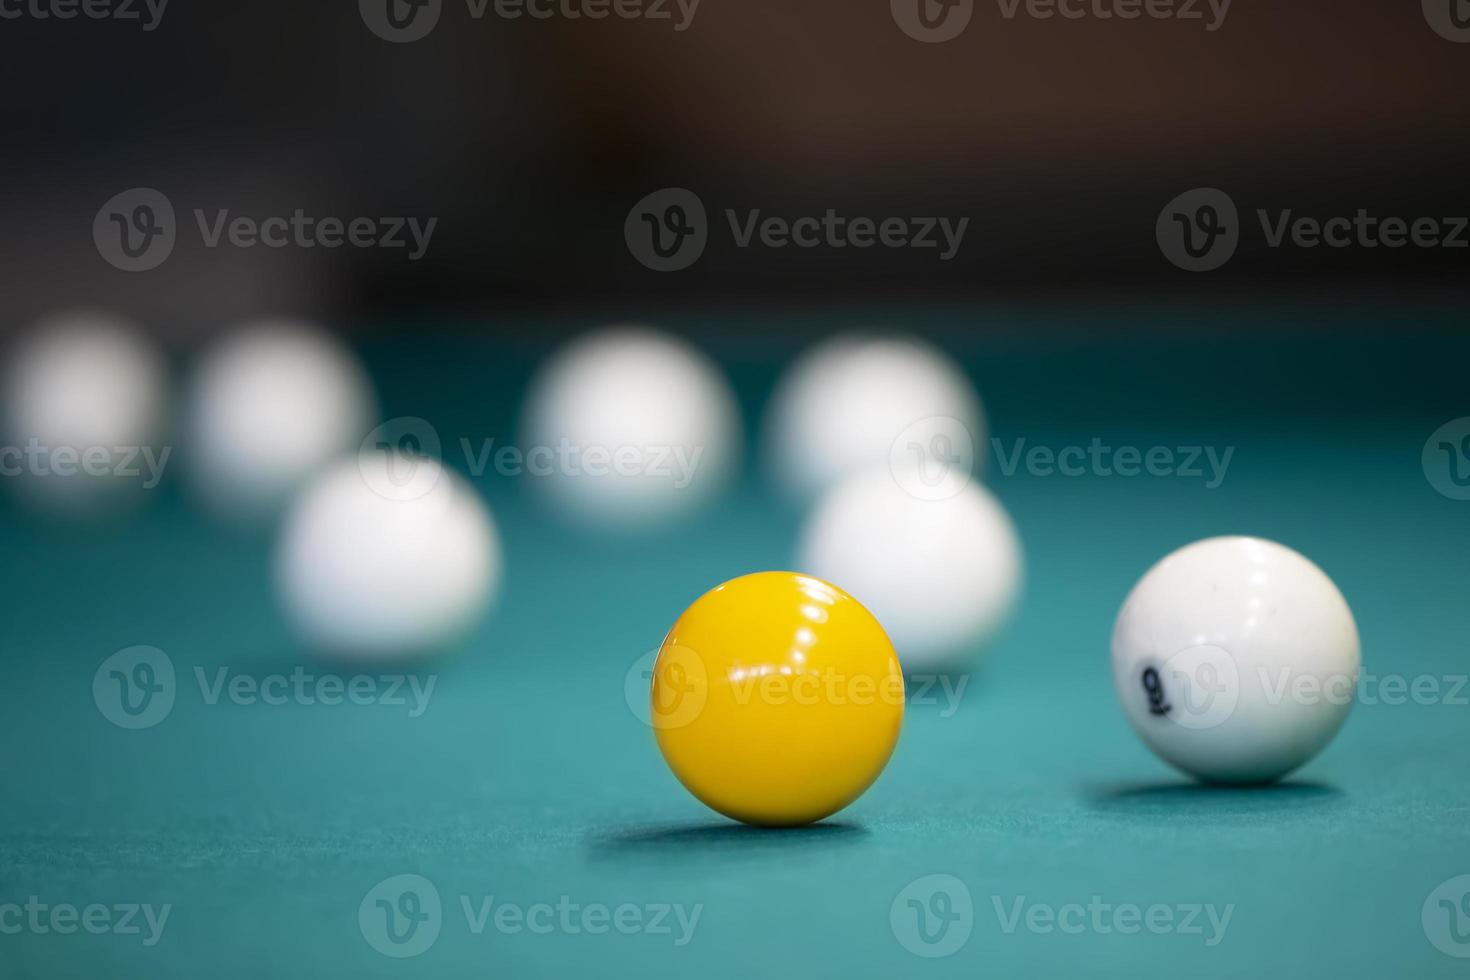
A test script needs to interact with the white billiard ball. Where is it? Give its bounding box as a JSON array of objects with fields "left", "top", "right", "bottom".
[
  {"left": 275, "top": 451, "right": 501, "bottom": 659},
  {"left": 796, "top": 465, "right": 1022, "bottom": 672},
  {"left": 185, "top": 320, "right": 376, "bottom": 523},
  {"left": 1112, "top": 536, "right": 1361, "bottom": 784},
  {"left": 765, "top": 334, "right": 985, "bottom": 503},
  {"left": 2, "top": 311, "right": 168, "bottom": 515},
  {"left": 520, "top": 327, "right": 741, "bottom": 530}
]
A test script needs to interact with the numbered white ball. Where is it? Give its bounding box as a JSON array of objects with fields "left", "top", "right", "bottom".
[
  {"left": 186, "top": 321, "right": 376, "bottom": 523},
  {"left": 797, "top": 467, "right": 1022, "bottom": 672},
  {"left": 765, "top": 334, "right": 985, "bottom": 503},
  {"left": 2, "top": 311, "right": 168, "bottom": 515},
  {"left": 520, "top": 327, "right": 741, "bottom": 530},
  {"left": 1112, "top": 536, "right": 1360, "bottom": 784},
  {"left": 275, "top": 452, "right": 501, "bottom": 659}
]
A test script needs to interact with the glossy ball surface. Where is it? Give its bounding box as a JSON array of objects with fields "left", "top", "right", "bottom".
[
  {"left": 764, "top": 334, "right": 985, "bottom": 503},
  {"left": 652, "top": 572, "right": 904, "bottom": 826},
  {"left": 797, "top": 467, "right": 1022, "bottom": 672},
  {"left": 1112, "top": 536, "right": 1360, "bottom": 784},
  {"left": 186, "top": 321, "right": 375, "bottom": 523},
  {"left": 520, "top": 327, "right": 741, "bottom": 530},
  {"left": 275, "top": 451, "right": 501, "bottom": 659},
  {"left": 2, "top": 311, "right": 168, "bottom": 515}
]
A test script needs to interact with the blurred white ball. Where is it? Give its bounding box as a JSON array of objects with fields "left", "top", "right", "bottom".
[
  {"left": 275, "top": 451, "right": 500, "bottom": 659},
  {"left": 520, "top": 327, "right": 741, "bottom": 530},
  {"left": 185, "top": 321, "right": 376, "bottom": 523},
  {"left": 2, "top": 311, "right": 169, "bottom": 515},
  {"left": 765, "top": 334, "right": 985, "bottom": 503},
  {"left": 797, "top": 466, "right": 1022, "bottom": 672}
]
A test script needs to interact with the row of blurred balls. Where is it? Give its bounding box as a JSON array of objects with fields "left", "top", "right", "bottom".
[{"left": 2, "top": 313, "right": 1021, "bottom": 669}]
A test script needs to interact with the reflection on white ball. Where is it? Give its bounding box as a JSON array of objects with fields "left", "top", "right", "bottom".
[
  {"left": 1112, "top": 536, "right": 1360, "bottom": 784},
  {"left": 186, "top": 321, "right": 376, "bottom": 523},
  {"left": 2, "top": 311, "right": 168, "bottom": 515},
  {"left": 275, "top": 452, "right": 501, "bottom": 659},
  {"left": 520, "top": 327, "right": 741, "bottom": 530},
  {"left": 797, "top": 467, "right": 1022, "bottom": 672},
  {"left": 765, "top": 334, "right": 985, "bottom": 503}
]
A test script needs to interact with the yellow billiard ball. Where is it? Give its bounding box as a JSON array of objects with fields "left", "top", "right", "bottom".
[{"left": 651, "top": 571, "right": 904, "bottom": 826}]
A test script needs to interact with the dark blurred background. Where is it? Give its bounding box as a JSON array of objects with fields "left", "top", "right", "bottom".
[{"left": 1, "top": 0, "right": 1466, "bottom": 336}]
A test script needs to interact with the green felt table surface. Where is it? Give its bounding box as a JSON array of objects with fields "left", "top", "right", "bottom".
[{"left": 2, "top": 304, "right": 1468, "bottom": 978}]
